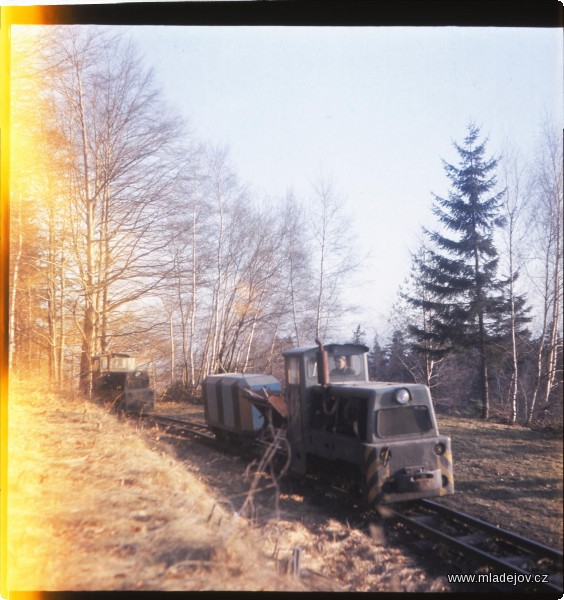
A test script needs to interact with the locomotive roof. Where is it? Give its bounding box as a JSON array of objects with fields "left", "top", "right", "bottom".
[
  {"left": 327, "top": 380, "right": 427, "bottom": 389},
  {"left": 283, "top": 342, "right": 369, "bottom": 356},
  {"left": 203, "top": 373, "right": 280, "bottom": 383}
]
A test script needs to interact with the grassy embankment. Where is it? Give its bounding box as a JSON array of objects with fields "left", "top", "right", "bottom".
[{"left": 6, "top": 378, "right": 301, "bottom": 591}]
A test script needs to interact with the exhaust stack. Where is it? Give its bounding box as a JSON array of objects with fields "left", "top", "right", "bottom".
[{"left": 315, "top": 338, "right": 329, "bottom": 386}]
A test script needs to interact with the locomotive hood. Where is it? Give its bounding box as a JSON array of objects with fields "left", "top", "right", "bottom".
[{"left": 314, "top": 381, "right": 435, "bottom": 413}]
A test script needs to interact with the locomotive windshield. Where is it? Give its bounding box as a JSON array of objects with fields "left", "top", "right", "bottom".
[
  {"left": 306, "top": 351, "right": 366, "bottom": 382},
  {"left": 109, "top": 356, "right": 136, "bottom": 371},
  {"left": 375, "top": 405, "right": 433, "bottom": 437}
]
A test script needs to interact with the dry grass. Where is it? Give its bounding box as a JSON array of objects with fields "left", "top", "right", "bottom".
[
  {"left": 156, "top": 400, "right": 564, "bottom": 587},
  {"left": 7, "top": 387, "right": 562, "bottom": 593},
  {"left": 145, "top": 402, "right": 455, "bottom": 591},
  {"left": 6, "top": 378, "right": 302, "bottom": 591}
]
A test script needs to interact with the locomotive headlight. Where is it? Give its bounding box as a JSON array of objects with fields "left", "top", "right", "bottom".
[
  {"left": 434, "top": 443, "right": 446, "bottom": 455},
  {"left": 394, "top": 388, "right": 411, "bottom": 405}
]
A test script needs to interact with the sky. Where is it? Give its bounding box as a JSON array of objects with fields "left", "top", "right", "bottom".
[
  {"left": 98, "top": 25, "right": 564, "bottom": 342},
  {"left": 122, "top": 25, "right": 563, "bottom": 343}
]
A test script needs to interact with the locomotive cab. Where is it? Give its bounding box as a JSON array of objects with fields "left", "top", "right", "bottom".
[
  {"left": 282, "top": 342, "right": 454, "bottom": 505},
  {"left": 92, "top": 353, "right": 155, "bottom": 413}
]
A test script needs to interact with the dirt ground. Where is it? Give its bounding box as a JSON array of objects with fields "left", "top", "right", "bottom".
[
  {"left": 6, "top": 382, "right": 563, "bottom": 592},
  {"left": 434, "top": 415, "right": 563, "bottom": 552},
  {"left": 156, "top": 401, "right": 564, "bottom": 552}
]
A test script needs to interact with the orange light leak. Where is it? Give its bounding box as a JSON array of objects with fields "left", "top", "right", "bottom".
[
  {"left": 5, "top": 593, "right": 45, "bottom": 600},
  {"left": 1, "top": 7, "right": 64, "bottom": 599}
]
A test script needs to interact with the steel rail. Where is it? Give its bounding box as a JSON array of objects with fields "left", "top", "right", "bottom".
[
  {"left": 422, "top": 499, "right": 564, "bottom": 563},
  {"left": 138, "top": 412, "right": 563, "bottom": 593},
  {"left": 142, "top": 414, "right": 216, "bottom": 440},
  {"left": 389, "top": 499, "right": 563, "bottom": 593}
]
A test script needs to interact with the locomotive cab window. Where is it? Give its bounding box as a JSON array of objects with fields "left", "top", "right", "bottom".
[
  {"left": 306, "top": 358, "right": 318, "bottom": 379},
  {"left": 110, "top": 356, "right": 135, "bottom": 371},
  {"left": 286, "top": 357, "right": 300, "bottom": 385},
  {"left": 376, "top": 405, "right": 433, "bottom": 437},
  {"left": 328, "top": 353, "right": 365, "bottom": 381}
]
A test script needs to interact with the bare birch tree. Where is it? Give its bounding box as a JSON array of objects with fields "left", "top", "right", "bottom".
[
  {"left": 45, "top": 27, "right": 186, "bottom": 391},
  {"left": 499, "top": 144, "right": 530, "bottom": 423},
  {"left": 278, "top": 191, "right": 312, "bottom": 347},
  {"left": 10, "top": 28, "right": 71, "bottom": 379},
  {"left": 525, "top": 122, "right": 563, "bottom": 424},
  {"left": 161, "top": 151, "right": 212, "bottom": 392},
  {"left": 309, "top": 174, "right": 358, "bottom": 341}
]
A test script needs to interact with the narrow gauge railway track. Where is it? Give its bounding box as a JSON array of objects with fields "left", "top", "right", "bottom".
[
  {"left": 142, "top": 414, "right": 216, "bottom": 441},
  {"left": 388, "top": 499, "right": 563, "bottom": 593},
  {"left": 138, "top": 412, "right": 562, "bottom": 593},
  {"left": 138, "top": 413, "right": 286, "bottom": 458}
]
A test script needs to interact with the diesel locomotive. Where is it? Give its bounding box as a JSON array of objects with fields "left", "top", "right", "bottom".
[
  {"left": 92, "top": 353, "right": 155, "bottom": 413},
  {"left": 203, "top": 340, "right": 454, "bottom": 506}
]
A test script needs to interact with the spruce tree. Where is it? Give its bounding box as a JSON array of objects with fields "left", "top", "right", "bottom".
[
  {"left": 385, "top": 330, "right": 415, "bottom": 383},
  {"left": 350, "top": 324, "right": 367, "bottom": 345},
  {"left": 368, "top": 334, "right": 386, "bottom": 381},
  {"left": 409, "top": 123, "right": 507, "bottom": 419},
  {"left": 402, "top": 244, "right": 444, "bottom": 389}
]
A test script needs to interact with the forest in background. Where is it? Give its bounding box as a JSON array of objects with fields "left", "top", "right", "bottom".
[{"left": 9, "top": 27, "right": 562, "bottom": 428}]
